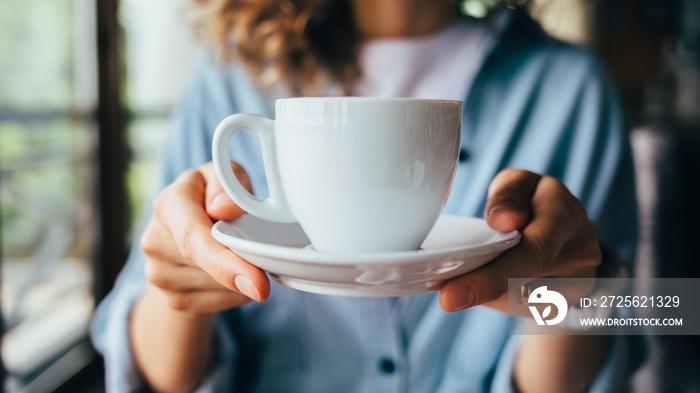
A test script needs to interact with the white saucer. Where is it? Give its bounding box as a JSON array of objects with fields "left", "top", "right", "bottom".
[{"left": 212, "top": 214, "right": 520, "bottom": 297}]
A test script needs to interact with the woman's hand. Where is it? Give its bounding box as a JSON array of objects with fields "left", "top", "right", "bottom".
[
  {"left": 131, "top": 161, "right": 269, "bottom": 393},
  {"left": 439, "top": 168, "right": 601, "bottom": 313},
  {"left": 438, "top": 169, "right": 609, "bottom": 393},
  {"left": 139, "top": 161, "right": 270, "bottom": 314}
]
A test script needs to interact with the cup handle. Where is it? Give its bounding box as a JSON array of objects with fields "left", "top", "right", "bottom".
[{"left": 212, "top": 113, "right": 296, "bottom": 223}]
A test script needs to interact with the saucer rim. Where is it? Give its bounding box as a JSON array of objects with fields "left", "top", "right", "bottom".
[{"left": 212, "top": 214, "right": 521, "bottom": 266}]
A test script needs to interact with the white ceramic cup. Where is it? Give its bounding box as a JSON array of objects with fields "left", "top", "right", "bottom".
[{"left": 212, "top": 97, "right": 462, "bottom": 253}]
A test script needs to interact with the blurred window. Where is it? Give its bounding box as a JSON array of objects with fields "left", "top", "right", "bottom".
[
  {"left": 0, "top": 0, "right": 99, "bottom": 389},
  {"left": 120, "top": 0, "right": 197, "bottom": 220},
  {"left": 1, "top": 0, "right": 196, "bottom": 390}
]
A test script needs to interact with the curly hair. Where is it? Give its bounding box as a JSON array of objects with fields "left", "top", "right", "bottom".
[{"left": 187, "top": 0, "right": 360, "bottom": 96}]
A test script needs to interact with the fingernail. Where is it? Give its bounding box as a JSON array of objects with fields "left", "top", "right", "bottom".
[
  {"left": 449, "top": 286, "right": 476, "bottom": 311},
  {"left": 234, "top": 275, "right": 260, "bottom": 301},
  {"left": 488, "top": 202, "right": 524, "bottom": 216},
  {"left": 211, "top": 192, "right": 232, "bottom": 206}
]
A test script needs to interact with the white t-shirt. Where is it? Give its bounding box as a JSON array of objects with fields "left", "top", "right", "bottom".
[{"left": 351, "top": 16, "right": 494, "bottom": 101}]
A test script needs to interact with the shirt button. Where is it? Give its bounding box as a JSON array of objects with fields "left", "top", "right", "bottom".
[
  {"left": 458, "top": 148, "right": 469, "bottom": 162},
  {"left": 379, "top": 358, "right": 396, "bottom": 374}
]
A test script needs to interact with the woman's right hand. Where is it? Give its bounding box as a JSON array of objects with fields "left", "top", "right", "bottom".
[{"left": 139, "top": 161, "right": 271, "bottom": 314}]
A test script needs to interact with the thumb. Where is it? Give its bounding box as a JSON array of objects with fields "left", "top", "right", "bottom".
[
  {"left": 201, "top": 161, "right": 251, "bottom": 221},
  {"left": 484, "top": 169, "right": 540, "bottom": 232}
]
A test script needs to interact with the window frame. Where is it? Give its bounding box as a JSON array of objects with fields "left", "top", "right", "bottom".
[{"left": 94, "top": 0, "right": 127, "bottom": 302}]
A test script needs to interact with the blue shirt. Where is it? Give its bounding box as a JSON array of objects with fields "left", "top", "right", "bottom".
[{"left": 92, "top": 10, "right": 638, "bottom": 393}]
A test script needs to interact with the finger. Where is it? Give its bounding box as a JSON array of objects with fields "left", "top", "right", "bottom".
[
  {"left": 154, "top": 170, "right": 270, "bottom": 301},
  {"left": 140, "top": 216, "right": 193, "bottom": 266},
  {"left": 201, "top": 161, "right": 252, "bottom": 221},
  {"left": 439, "top": 236, "right": 555, "bottom": 312},
  {"left": 485, "top": 169, "right": 541, "bottom": 232},
  {"left": 440, "top": 176, "right": 585, "bottom": 312},
  {"left": 159, "top": 288, "right": 252, "bottom": 314},
  {"left": 145, "top": 258, "right": 228, "bottom": 292}
]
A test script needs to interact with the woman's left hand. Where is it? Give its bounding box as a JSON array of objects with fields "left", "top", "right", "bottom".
[{"left": 439, "top": 168, "right": 602, "bottom": 313}]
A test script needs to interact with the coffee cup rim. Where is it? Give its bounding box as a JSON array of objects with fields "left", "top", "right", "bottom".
[{"left": 276, "top": 96, "right": 462, "bottom": 105}]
